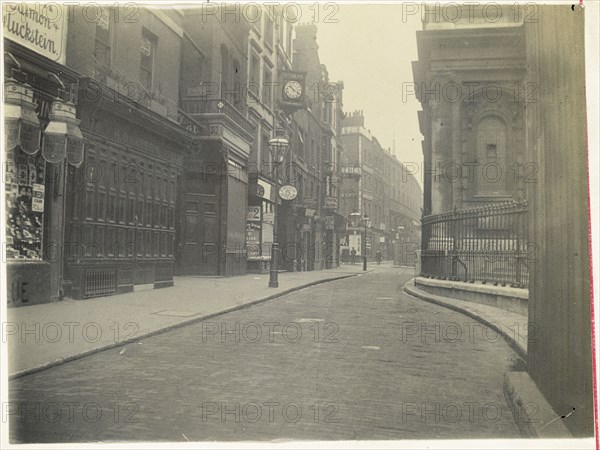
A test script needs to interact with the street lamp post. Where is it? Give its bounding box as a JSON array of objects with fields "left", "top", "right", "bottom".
[
  {"left": 268, "top": 131, "right": 290, "bottom": 288},
  {"left": 362, "top": 214, "right": 370, "bottom": 271},
  {"left": 397, "top": 225, "right": 405, "bottom": 266}
]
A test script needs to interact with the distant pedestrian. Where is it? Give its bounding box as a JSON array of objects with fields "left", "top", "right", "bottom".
[
  {"left": 350, "top": 247, "right": 357, "bottom": 265},
  {"left": 376, "top": 250, "right": 382, "bottom": 265}
]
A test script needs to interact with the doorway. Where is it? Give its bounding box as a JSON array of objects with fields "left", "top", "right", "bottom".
[{"left": 179, "top": 193, "right": 219, "bottom": 275}]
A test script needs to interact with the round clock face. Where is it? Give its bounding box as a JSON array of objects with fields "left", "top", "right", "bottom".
[
  {"left": 283, "top": 81, "right": 303, "bottom": 101},
  {"left": 279, "top": 185, "right": 298, "bottom": 201}
]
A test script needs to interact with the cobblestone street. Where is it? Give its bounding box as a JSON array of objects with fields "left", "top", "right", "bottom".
[{"left": 9, "top": 267, "right": 524, "bottom": 442}]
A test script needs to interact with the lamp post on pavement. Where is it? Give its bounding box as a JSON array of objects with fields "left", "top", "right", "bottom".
[
  {"left": 362, "top": 214, "right": 370, "bottom": 271},
  {"left": 268, "top": 130, "right": 290, "bottom": 288},
  {"left": 349, "top": 212, "right": 361, "bottom": 266},
  {"left": 396, "top": 225, "right": 405, "bottom": 266}
]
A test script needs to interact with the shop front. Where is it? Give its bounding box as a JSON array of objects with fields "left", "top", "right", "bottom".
[
  {"left": 62, "top": 79, "right": 188, "bottom": 298},
  {"left": 246, "top": 177, "right": 276, "bottom": 273},
  {"left": 4, "top": 13, "right": 81, "bottom": 306}
]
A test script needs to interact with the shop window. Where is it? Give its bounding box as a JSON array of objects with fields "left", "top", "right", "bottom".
[
  {"left": 140, "top": 28, "right": 156, "bottom": 91},
  {"left": 5, "top": 150, "right": 45, "bottom": 260}
]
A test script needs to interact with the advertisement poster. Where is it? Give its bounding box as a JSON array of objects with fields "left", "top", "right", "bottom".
[
  {"left": 349, "top": 234, "right": 361, "bottom": 256},
  {"left": 31, "top": 183, "right": 45, "bottom": 212},
  {"left": 246, "top": 222, "right": 260, "bottom": 258}
]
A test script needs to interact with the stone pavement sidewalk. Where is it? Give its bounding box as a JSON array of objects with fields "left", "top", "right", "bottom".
[
  {"left": 403, "top": 279, "right": 528, "bottom": 358},
  {"left": 4, "top": 264, "right": 374, "bottom": 378}
]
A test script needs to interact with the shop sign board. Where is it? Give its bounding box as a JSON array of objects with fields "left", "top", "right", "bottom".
[
  {"left": 324, "top": 197, "right": 338, "bottom": 210},
  {"left": 247, "top": 206, "right": 261, "bottom": 221},
  {"left": 304, "top": 197, "right": 317, "bottom": 208},
  {"left": 3, "top": 3, "right": 67, "bottom": 63},
  {"left": 257, "top": 179, "right": 272, "bottom": 200},
  {"left": 263, "top": 212, "right": 275, "bottom": 224}
]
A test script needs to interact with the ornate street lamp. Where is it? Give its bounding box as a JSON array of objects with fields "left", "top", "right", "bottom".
[
  {"left": 4, "top": 77, "right": 41, "bottom": 155},
  {"left": 268, "top": 129, "right": 290, "bottom": 288},
  {"left": 42, "top": 98, "right": 85, "bottom": 167}
]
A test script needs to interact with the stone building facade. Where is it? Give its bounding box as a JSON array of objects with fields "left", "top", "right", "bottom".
[
  {"left": 412, "top": 4, "right": 593, "bottom": 436},
  {"left": 413, "top": 6, "right": 526, "bottom": 216},
  {"left": 339, "top": 111, "right": 422, "bottom": 263}
]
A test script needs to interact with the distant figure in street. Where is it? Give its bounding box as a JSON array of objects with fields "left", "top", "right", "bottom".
[
  {"left": 376, "top": 250, "right": 382, "bottom": 265},
  {"left": 350, "top": 247, "right": 357, "bottom": 265}
]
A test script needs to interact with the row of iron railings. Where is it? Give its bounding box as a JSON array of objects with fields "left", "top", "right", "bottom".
[{"left": 420, "top": 201, "right": 529, "bottom": 288}]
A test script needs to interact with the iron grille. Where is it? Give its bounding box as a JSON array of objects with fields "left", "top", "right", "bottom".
[
  {"left": 420, "top": 201, "right": 529, "bottom": 288},
  {"left": 83, "top": 268, "right": 117, "bottom": 298}
]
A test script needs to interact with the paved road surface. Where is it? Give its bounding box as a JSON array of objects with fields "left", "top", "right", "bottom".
[{"left": 9, "top": 266, "right": 524, "bottom": 442}]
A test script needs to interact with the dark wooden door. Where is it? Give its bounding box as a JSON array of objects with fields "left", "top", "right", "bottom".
[{"left": 180, "top": 193, "right": 219, "bottom": 275}]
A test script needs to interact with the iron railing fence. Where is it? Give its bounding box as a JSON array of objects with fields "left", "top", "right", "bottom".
[{"left": 420, "top": 201, "right": 529, "bottom": 288}]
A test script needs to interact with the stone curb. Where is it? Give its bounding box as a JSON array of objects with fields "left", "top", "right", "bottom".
[
  {"left": 403, "top": 279, "right": 527, "bottom": 360},
  {"left": 503, "top": 372, "right": 573, "bottom": 438},
  {"left": 9, "top": 270, "right": 372, "bottom": 380}
]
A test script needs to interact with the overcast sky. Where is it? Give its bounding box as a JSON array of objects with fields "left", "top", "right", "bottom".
[{"left": 298, "top": 4, "right": 424, "bottom": 171}]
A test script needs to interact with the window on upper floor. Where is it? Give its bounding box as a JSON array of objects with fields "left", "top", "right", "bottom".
[
  {"left": 297, "top": 129, "right": 305, "bottom": 161},
  {"left": 277, "top": 15, "right": 283, "bottom": 46},
  {"left": 246, "top": 4, "right": 261, "bottom": 30},
  {"left": 230, "top": 57, "right": 242, "bottom": 105},
  {"left": 249, "top": 52, "right": 260, "bottom": 96},
  {"left": 286, "top": 23, "right": 293, "bottom": 56},
  {"left": 220, "top": 44, "right": 230, "bottom": 89},
  {"left": 263, "top": 66, "right": 273, "bottom": 108},
  {"left": 93, "top": 7, "right": 112, "bottom": 82},
  {"left": 265, "top": 11, "right": 274, "bottom": 47},
  {"left": 261, "top": 132, "right": 272, "bottom": 177},
  {"left": 140, "top": 29, "right": 157, "bottom": 91}
]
